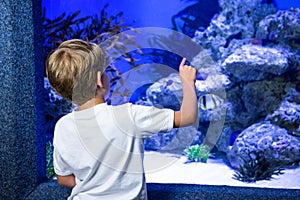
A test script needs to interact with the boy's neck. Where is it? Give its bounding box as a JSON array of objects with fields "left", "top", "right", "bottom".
[{"left": 78, "top": 97, "right": 105, "bottom": 111}]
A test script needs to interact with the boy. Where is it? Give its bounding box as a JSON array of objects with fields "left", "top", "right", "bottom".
[{"left": 46, "top": 39, "right": 197, "bottom": 199}]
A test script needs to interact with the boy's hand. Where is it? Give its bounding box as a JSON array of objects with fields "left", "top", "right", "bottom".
[
  {"left": 174, "top": 58, "right": 198, "bottom": 128},
  {"left": 179, "top": 58, "right": 196, "bottom": 83}
]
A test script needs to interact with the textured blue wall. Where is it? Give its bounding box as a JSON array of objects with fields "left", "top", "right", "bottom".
[{"left": 0, "top": 0, "right": 45, "bottom": 199}]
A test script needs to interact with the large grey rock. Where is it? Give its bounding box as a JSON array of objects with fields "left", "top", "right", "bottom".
[
  {"left": 214, "top": 79, "right": 289, "bottom": 153},
  {"left": 222, "top": 45, "right": 289, "bottom": 81},
  {"left": 220, "top": 79, "right": 287, "bottom": 130},
  {"left": 193, "top": 0, "right": 276, "bottom": 60},
  {"left": 256, "top": 8, "right": 300, "bottom": 49},
  {"left": 227, "top": 122, "right": 300, "bottom": 169},
  {"left": 255, "top": 8, "right": 300, "bottom": 71},
  {"left": 242, "top": 80, "right": 287, "bottom": 120}
]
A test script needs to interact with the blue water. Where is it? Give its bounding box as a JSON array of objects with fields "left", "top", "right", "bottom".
[{"left": 43, "top": 0, "right": 300, "bottom": 28}]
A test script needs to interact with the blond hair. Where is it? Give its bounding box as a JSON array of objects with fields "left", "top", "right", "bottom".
[{"left": 46, "top": 39, "right": 106, "bottom": 105}]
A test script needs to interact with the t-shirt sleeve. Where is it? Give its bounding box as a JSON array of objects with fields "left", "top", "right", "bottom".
[
  {"left": 53, "top": 146, "right": 73, "bottom": 176},
  {"left": 129, "top": 104, "right": 174, "bottom": 137}
]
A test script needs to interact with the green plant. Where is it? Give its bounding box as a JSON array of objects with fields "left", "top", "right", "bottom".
[
  {"left": 46, "top": 141, "right": 54, "bottom": 178},
  {"left": 184, "top": 144, "right": 210, "bottom": 163},
  {"left": 233, "top": 150, "right": 284, "bottom": 183}
]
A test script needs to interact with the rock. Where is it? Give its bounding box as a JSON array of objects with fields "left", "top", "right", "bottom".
[
  {"left": 193, "top": 0, "right": 276, "bottom": 60},
  {"left": 222, "top": 44, "right": 289, "bottom": 81},
  {"left": 220, "top": 38, "right": 252, "bottom": 61},
  {"left": 241, "top": 80, "right": 287, "bottom": 119},
  {"left": 255, "top": 8, "right": 300, "bottom": 71},
  {"left": 227, "top": 122, "right": 300, "bottom": 168},
  {"left": 266, "top": 88, "right": 300, "bottom": 135},
  {"left": 146, "top": 73, "right": 182, "bottom": 110},
  {"left": 225, "top": 86, "right": 251, "bottom": 126},
  {"left": 145, "top": 72, "right": 227, "bottom": 153},
  {"left": 214, "top": 79, "right": 288, "bottom": 154},
  {"left": 146, "top": 71, "right": 228, "bottom": 122},
  {"left": 191, "top": 49, "right": 231, "bottom": 91},
  {"left": 146, "top": 72, "right": 228, "bottom": 107},
  {"left": 285, "top": 87, "right": 300, "bottom": 104},
  {"left": 144, "top": 130, "right": 176, "bottom": 151},
  {"left": 256, "top": 8, "right": 300, "bottom": 50},
  {"left": 144, "top": 127, "right": 202, "bottom": 153},
  {"left": 161, "top": 127, "right": 202, "bottom": 152}
]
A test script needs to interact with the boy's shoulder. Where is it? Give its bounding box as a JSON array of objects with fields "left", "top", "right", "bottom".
[{"left": 55, "top": 112, "right": 74, "bottom": 129}]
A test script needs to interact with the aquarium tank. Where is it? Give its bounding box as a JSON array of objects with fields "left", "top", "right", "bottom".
[{"left": 43, "top": 0, "right": 300, "bottom": 193}]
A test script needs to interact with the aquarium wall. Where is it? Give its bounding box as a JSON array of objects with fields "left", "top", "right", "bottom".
[{"left": 43, "top": 0, "right": 300, "bottom": 194}]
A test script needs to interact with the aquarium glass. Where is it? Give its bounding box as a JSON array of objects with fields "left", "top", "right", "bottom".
[{"left": 43, "top": 0, "right": 300, "bottom": 190}]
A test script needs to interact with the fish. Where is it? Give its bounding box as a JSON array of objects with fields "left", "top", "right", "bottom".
[
  {"left": 250, "top": 38, "right": 263, "bottom": 45},
  {"left": 199, "top": 93, "right": 224, "bottom": 110}
]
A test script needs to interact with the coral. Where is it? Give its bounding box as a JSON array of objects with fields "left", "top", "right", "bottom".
[
  {"left": 233, "top": 150, "right": 284, "bottom": 183},
  {"left": 227, "top": 123, "right": 300, "bottom": 169},
  {"left": 184, "top": 144, "right": 210, "bottom": 163}
]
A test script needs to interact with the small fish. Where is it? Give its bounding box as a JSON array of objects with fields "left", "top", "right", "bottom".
[
  {"left": 199, "top": 94, "right": 223, "bottom": 110},
  {"left": 250, "top": 38, "right": 263, "bottom": 45}
]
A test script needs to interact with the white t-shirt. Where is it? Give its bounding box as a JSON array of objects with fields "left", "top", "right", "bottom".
[{"left": 53, "top": 103, "right": 174, "bottom": 200}]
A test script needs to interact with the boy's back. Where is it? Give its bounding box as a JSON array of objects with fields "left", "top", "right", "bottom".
[
  {"left": 54, "top": 103, "right": 173, "bottom": 199},
  {"left": 46, "top": 39, "right": 197, "bottom": 199}
]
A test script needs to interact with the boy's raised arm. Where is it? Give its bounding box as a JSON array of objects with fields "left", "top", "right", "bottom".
[{"left": 174, "top": 58, "right": 198, "bottom": 128}]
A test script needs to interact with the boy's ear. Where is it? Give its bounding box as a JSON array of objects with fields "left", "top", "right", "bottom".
[{"left": 97, "top": 71, "right": 103, "bottom": 87}]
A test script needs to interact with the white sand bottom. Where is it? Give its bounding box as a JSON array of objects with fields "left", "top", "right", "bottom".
[{"left": 144, "top": 151, "right": 300, "bottom": 189}]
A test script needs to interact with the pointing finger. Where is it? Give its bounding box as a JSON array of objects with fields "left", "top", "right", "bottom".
[{"left": 180, "top": 57, "right": 187, "bottom": 67}]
